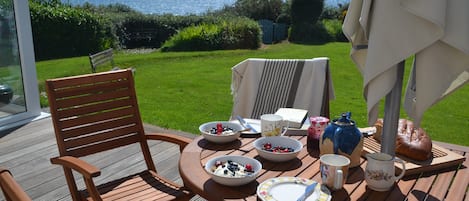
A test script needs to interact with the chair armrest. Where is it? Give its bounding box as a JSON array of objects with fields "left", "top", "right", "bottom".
[
  {"left": 0, "top": 167, "right": 9, "bottom": 174},
  {"left": 145, "top": 133, "right": 192, "bottom": 152},
  {"left": 50, "top": 156, "right": 101, "bottom": 179},
  {"left": 0, "top": 168, "right": 32, "bottom": 201}
]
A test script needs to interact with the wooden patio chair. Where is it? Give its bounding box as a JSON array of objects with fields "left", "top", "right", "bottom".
[
  {"left": 46, "top": 69, "right": 194, "bottom": 201},
  {"left": 0, "top": 167, "right": 32, "bottom": 201}
]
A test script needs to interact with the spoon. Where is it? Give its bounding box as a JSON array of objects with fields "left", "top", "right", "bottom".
[
  {"left": 296, "top": 182, "right": 317, "bottom": 201},
  {"left": 239, "top": 128, "right": 252, "bottom": 132}
]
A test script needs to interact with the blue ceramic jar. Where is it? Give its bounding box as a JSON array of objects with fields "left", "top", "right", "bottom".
[{"left": 319, "top": 112, "right": 364, "bottom": 168}]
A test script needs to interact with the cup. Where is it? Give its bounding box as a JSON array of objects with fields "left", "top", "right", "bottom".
[
  {"left": 307, "top": 116, "right": 329, "bottom": 150},
  {"left": 365, "top": 153, "right": 406, "bottom": 191},
  {"left": 320, "top": 154, "right": 350, "bottom": 191},
  {"left": 260, "top": 114, "right": 288, "bottom": 137}
]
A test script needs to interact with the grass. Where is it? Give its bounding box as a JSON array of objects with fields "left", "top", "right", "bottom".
[{"left": 35, "top": 42, "right": 469, "bottom": 146}]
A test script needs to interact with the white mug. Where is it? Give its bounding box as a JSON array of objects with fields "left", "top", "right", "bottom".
[
  {"left": 320, "top": 154, "right": 350, "bottom": 191},
  {"left": 260, "top": 114, "right": 288, "bottom": 137},
  {"left": 365, "top": 153, "right": 406, "bottom": 191}
]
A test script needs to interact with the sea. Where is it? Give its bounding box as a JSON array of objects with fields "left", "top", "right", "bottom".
[{"left": 61, "top": 0, "right": 349, "bottom": 16}]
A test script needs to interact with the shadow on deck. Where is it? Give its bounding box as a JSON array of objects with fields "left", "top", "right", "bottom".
[{"left": 0, "top": 117, "right": 206, "bottom": 201}]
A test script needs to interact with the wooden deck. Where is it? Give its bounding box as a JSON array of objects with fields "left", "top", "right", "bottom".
[{"left": 0, "top": 117, "right": 206, "bottom": 201}]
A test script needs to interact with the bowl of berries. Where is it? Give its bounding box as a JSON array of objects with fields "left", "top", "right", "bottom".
[
  {"left": 199, "top": 121, "right": 244, "bottom": 144},
  {"left": 205, "top": 155, "right": 262, "bottom": 186},
  {"left": 253, "top": 136, "right": 303, "bottom": 162}
]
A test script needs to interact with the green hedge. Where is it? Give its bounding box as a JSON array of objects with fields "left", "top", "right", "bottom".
[
  {"left": 28, "top": 3, "right": 264, "bottom": 59},
  {"left": 114, "top": 14, "right": 214, "bottom": 49},
  {"left": 29, "top": 2, "right": 114, "bottom": 61},
  {"left": 160, "top": 18, "right": 261, "bottom": 52}
]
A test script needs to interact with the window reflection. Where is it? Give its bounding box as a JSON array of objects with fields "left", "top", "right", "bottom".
[{"left": 0, "top": 0, "right": 26, "bottom": 118}]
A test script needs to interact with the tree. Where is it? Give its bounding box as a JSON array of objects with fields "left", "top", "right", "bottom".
[
  {"left": 290, "top": 0, "right": 324, "bottom": 24},
  {"left": 289, "top": 0, "right": 328, "bottom": 43},
  {"left": 233, "top": 0, "right": 284, "bottom": 21}
]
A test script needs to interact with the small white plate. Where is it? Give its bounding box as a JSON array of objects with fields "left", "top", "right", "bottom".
[
  {"left": 257, "top": 177, "right": 331, "bottom": 201},
  {"left": 230, "top": 118, "right": 261, "bottom": 135}
]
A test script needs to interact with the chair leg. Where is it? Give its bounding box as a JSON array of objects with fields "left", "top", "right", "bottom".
[{"left": 63, "top": 167, "right": 82, "bottom": 201}]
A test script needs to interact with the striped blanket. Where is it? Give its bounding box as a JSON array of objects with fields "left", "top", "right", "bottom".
[{"left": 230, "top": 58, "right": 335, "bottom": 120}]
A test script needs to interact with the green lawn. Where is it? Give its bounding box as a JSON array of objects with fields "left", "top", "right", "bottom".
[{"left": 35, "top": 42, "right": 469, "bottom": 146}]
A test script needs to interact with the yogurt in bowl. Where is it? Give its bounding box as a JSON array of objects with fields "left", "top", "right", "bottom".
[
  {"left": 253, "top": 136, "right": 303, "bottom": 162},
  {"left": 205, "top": 155, "right": 262, "bottom": 186},
  {"left": 199, "top": 121, "right": 244, "bottom": 144}
]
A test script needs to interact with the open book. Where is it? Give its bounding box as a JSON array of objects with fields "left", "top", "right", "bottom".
[{"left": 275, "top": 108, "right": 308, "bottom": 128}]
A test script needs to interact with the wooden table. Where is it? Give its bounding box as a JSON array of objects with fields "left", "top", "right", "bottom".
[{"left": 179, "top": 135, "right": 468, "bottom": 201}]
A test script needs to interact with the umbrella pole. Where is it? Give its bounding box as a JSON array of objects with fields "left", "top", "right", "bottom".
[{"left": 381, "top": 60, "right": 405, "bottom": 156}]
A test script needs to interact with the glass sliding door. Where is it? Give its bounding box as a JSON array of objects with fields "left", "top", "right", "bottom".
[
  {"left": 0, "top": 0, "right": 46, "bottom": 131},
  {"left": 0, "top": 0, "right": 26, "bottom": 117}
]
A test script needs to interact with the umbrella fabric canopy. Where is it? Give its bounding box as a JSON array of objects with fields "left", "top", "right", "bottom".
[{"left": 343, "top": 0, "right": 469, "bottom": 128}]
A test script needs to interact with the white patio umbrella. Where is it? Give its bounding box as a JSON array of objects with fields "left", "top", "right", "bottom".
[{"left": 342, "top": 0, "right": 469, "bottom": 155}]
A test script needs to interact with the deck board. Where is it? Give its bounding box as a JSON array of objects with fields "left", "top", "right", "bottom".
[{"left": 0, "top": 117, "right": 204, "bottom": 201}]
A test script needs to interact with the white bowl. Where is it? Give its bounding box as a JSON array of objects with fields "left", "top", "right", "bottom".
[
  {"left": 199, "top": 121, "right": 243, "bottom": 144},
  {"left": 204, "top": 155, "right": 262, "bottom": 186},
  {"left": 253, "top": 136, "right": 303, "bottom": 162}
]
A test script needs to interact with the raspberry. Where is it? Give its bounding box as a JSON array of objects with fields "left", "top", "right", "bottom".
[
  {"left": 261, "top": 142, "right": 294, "bottom": 153},
  {"left": 263, "top": 143, "right": 272, "bottom": 150},
  {"left": 245, "top": 163, "right": 253, "bottom": 172},
  {"left": 216, "top": 123, "right": 223, "bottom": 134}
]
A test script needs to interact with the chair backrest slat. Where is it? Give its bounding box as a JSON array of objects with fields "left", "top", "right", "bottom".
[
  {"left": 49, "top": 70, "right": 124, "bottom": 88},
  {"left": 58, "top": 108, "right": 137, "bottom": 133},
  {"left": 89, "top": 48, "right": 115, "bottom": 73},
  {"left": 63, "top": 124, "right": 139, "bottom": 148},
  {"left": 61, "top": 112, "right": 136, "bottom": 139},
  {"left": 53, "top": 83, "right": 130, "bottom": 109},
  {"left": 53, "top": 80, "right": 129, "bottom": 99},
  {"left": 66, "top": 135, "right": 140, "bottom": 157},
  {"left": 55, "top": 97, "right": 134, "bottom": 120}
]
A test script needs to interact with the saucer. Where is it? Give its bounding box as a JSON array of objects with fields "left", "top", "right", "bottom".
[{"left": 257, "top": 177, "right": 331, "bottom": 201}]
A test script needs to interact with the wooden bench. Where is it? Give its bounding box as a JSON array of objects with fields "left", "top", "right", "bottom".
[{"left": 89, "top": 48, "right": 120, "bottom": 73}]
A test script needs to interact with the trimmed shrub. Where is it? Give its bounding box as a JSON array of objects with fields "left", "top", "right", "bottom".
[
  {"left": 289, "top": 21, "right": 331, "bottom": 44},
  {"left": 29, "top": 2, "right": 115, "bottom": 60},
  {"left": 161, "top": 18, "right": 261, "bottom": 52},
  {"left": 213, "top": 0, "right": 287, "bottom": 22},
  {"left": 289, "top": 0, "right": 326, "bottom": 44},
  {"left": 322, "top": 19, "right": 347, "bottom": 42},
  {"left": 233, "top": 0, "right": 283, "bottom": 21},
  {"left": 291, "top": 0, "right": 323, "bottom": 24}
]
